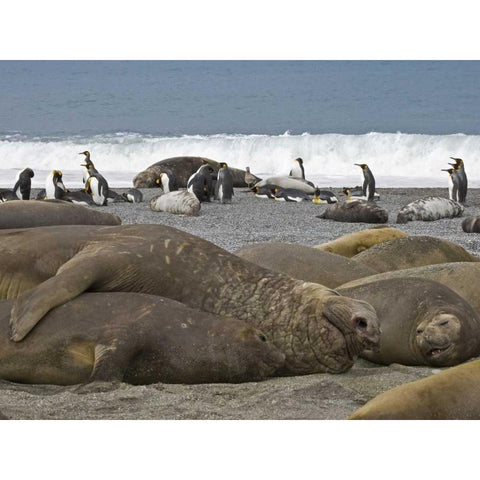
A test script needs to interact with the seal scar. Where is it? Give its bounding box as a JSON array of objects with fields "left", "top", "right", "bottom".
[
  {"left": 164, "top": 239, "right": 171, "bottom": 249},
  {"left": 150, "top": 244, "right": 154, "bottom": 253},
  {"left": 165, "top": 255, "right": 171, "bottom": 265},
  {"left": 176, "top": 243, "right": 188, "bottom": 256}
]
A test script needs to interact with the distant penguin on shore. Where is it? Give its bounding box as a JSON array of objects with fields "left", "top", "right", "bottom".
[
  {"left": 12, "top": 168, "right": 34, "bottom": 200},
  {"left": 250, "top": 184, "right": 276, "bottom": 199},
  {"left": 156, "top": 172, "right": 177, "bottom": 193},
  {"left": 122, "top": 188, "right": 143, "bottom": 203},
  {"left": 45, "top": 170, "right": 67, "bottom": 200},
  {"left": 449, "top": 157, "right": 467, "bottom": 203},
  {"left": 355, "top": 163, "right": 376, "bottom": 201},
  {"left": 85, "top": 173, "right": 109, "bottom": 206},
  {"left": 441, "top": 168, "right": 461, "bottom": 203},
  {"left": 79, "top": 151, "right": 99, "bottom": 184},
  {"left": 215, "top": 162, "right": 234, "bottom": 204},
  {"left": 313, "top": 188, "right": 338, "bottom": 204},
  {"left": 289, "top": 157, "right": 305, "bottom": 179},
  {"left": 273, "top": 186, "right": 310, "bottom": 202},
  {"left": 187, "top": 164, "right": 214, "bottom": 202}
]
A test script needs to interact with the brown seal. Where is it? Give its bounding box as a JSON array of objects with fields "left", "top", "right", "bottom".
[
  {"left": 462, "top": 216, "right": 480, "bottom": 233},
  {"left": 317, "top": 200, "right": 388, "bottom": 224},
  {"left": 352, "top": 235, "right": 479, "bottom": 273},
  {"left": 0, "top": 293, "right": 284, "bottom": 385},
  {"left": 0, "top": 199, "right": 121, "bottom": 228},
  {"left": 235, "top": 243, "right": 377, "bottom": 289},
  {"left": 315, "top": 226, "right": 408, "bottom": 258},
  {"left": 0, "top": 224, "right": 380, "bottom": 375},
  {"left": 337, "top": 277, "right": 480, "bottom": 367},
  {"left": 349, "top": 358, "right": 480, "bottom": 420}
]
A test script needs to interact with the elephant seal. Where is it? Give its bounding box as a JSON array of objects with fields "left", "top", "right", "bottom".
[
  {"left": 352, "top": 235, "right": 479, "bottom": 273},
  {"left": 317, "top": 201, "right": 388, "bottom": 224},
  {"left": 150, "top": 191, "right": 201, "bottom": 216},
  {"left": 462, "top": 216, "right": 480, "bottom": 233},
  {"left": 339, "top": 262, "right": 480, "bottom": 315},
  {"left": 0, "top": 200, "right": 121, "bottom": 229},
  {"left": 235, "top": 243, "right": 377, "bottom": 289},
  {"left": 1, "top": 224, "right": 380, "bottom": 375},
  {"left": 0, "top": 293, "right": 284, "bottom": 385},
  {"left": 349, "top": 358, "right": 480, "bottom": 420},
  {"left": 337, "top": 277, "right": 480, "bottom": 367},
  {"left": 133, "top": 157, "right": 247, "bottom": 188},
  {"left": 315, "top": 226, "right": 408, "bottom": 258},
  {"left": 396, "top": 196, "right": 464, "bottom": 224},
  {"left": 254, "top": 176, "right": 315, "bottom": 194}
]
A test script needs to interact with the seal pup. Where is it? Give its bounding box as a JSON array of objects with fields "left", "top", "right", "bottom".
[
  {"left": 12, "top": 168, "right": 34, "bottom": 200},
  {"left": 338, "top": 277, "right": 480, "bottom": 367},
  {"left": 441, "top": 167, "right": 460, "bottom": 202},
  {"left": 312, "top": 188, "right": 337, "bottom": 204},
  {"left": 2, "top": 224, "right": 380, "bottom": 375},
  {"left": 273, "top": 187, "right": 310, "bottom": 202},
  {"left": 254, "top": 176, "right": 316, "bottom": 194},
  {"left": 122, "top": 188, "right": 143, "bottom": 203},
  {"left": 449, "top": 157, "right": 467, "bottom": 203},
  {"left": 315, "top": 226, "right": 408, "bottom": 258},
  {"left": 317, "top": 200, "right": 388, "bottom": 224},
  {"left": 187, "top": 164, "right": 214, "bottom": 202},
  {"left": 45, "top": 170, "right": 67, "bottom": 200},
  {"left": 214, "top": 162, "right": 234, "bottom": 204},
  {"left": 251, "top": 184, "right": 276, "bottom": 199},
  {"left": 156, "top": 172, "right": 177, "bottom": 193},
  {"left": 396, "top": 196, "right": 463, "bottom": 224},
  {"left": 352, "top": 235, "right": 479, "bottom": 273},
  {"left": 0, "top": 293, "right": 285, "bottom": 385},
  {"left": 150, "top": 190, "right": 201, "bottom": 216},
  {"left": 244, "top": 167, "right": 260, "bottom": 188},
  {"left": 348, "top": 358, "right": 480, "bottom": 420},
  {"left": 462, "top": 216, "right": 480, "bottom": 233},
  {"left": 79, "top": 151, "right": 99, "bottom": 184},
  {"left": 354, "top": 164, "right": 376, "bottom": 201},
  {"left": 289, "top": 157, "right": 305, "bottom": 179}
]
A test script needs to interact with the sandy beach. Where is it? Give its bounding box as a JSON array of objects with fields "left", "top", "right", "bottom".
[{"left": 1, "top": 186, "right": 479, "bottom": 420}]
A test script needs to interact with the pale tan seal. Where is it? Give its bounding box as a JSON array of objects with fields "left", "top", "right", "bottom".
[
  {"left": 396, "top": 196, "right": 464, "bottom": 224},
  {"left": 150, "top": 190, "right": 201, "bottom": 216}
]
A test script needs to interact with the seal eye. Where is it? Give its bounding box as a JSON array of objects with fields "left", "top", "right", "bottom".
[
  {"left": 438, "top": 320, "right": 449, "bottom": 326},
  {"left": 355, "top": 317, "right": 368, "bottom": 331},
  {"left": 416, "top": 328, "right": 424, "bottom": 334},
  {"left": 258, "top": 334, "right": 267, "bottom": 342}
]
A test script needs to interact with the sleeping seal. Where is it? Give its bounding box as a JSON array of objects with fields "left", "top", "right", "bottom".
[
  {"left": 0, "top": 293, "right": 285, "bottom": 385},
  {"left": 337, "top": 277, "right": 480, "bottom": 367},
  {"left": 396, "top": 196, "right": 464, "bottom": 224},
  {"left": 1, "top": 224, "right": 380, "bottom": 375},
  {"left": 317, "top": 201, "right": 388, "bottom": 224},
  {"left": 254, "top": 176, "right": 316, "bottom": 194},
  {"left": 462, "top": 216, "right": 480, "bottom": 233},
  {"left": 150, "top": 190, "right": 201, "bottom": 216}
]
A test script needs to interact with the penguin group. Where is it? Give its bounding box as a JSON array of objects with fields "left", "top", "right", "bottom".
[
  {"left": 186, "top": 161, "right": 234, "bottom": 204},
  {"left": 442, "top": 156, "right": 467, "bottom": 204}
]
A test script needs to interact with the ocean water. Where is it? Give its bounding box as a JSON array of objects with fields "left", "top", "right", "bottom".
[{"left": 0, "top": 61, "right": 479, "bottom": 188}]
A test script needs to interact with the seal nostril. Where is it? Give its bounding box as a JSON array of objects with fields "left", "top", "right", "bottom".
[
  {"left": 355, "top": 317, "right": 368, "bottom": 331},
  {"left": 258, "top": 334, "right": 267, "bottom": 342}
]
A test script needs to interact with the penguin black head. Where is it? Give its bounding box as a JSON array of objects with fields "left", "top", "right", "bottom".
[
  {"left": 250, "top": 186, "right": 259, "bottom": 193},
  {"left": 342, "top": 187, "right": 351, "bottom": 195},
  {"left": 23, "top": 168, "right": 34, "bottom": 178},
  {"left": 449, "top": 157, "right": 463, "bottom": 167},
  {"left": 294, "top": 157, "right": 303, "bottom": 165},
  {"left": 219, "top": 162, "right": 228, "bottom": 168},
  {"left": 354, "top": 163, "right": 368, "bottom": 170},
  {"left": 442, "top": 168, "right": 455, "bottom": 175},
  {"left": 79, "top": 151, "right": 90, "bottom": 157}
]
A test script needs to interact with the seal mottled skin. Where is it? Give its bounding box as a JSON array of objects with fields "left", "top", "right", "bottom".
[
  {"left": 396, "top": 196, "right": 464, "bottom": 224},
  {"left": 235, "top": 243, "right": 377, "bottom": 289},
  {"left": 317, "top": 201, "right": 388, "bottom": 224},
  {"left": 0, "top": 200, "right": 121, "bottom": 229},
  {"left": 0, "top": 293, "right": 284, "bottom": 385},
  {"left": 315, "top": 226, "right": 408, "bottom": 258},
  {"left": 150, "top": 191, "right": 201, "bottom": 216},
  {"left": 349, "top": 358, "right": 480, "bottom": 420},
  {"left": 0, "top": 224, "right": 380, "bottom": 375},
  {"left": 337, "top": 277, "right": 480, "bottom": 367},
  {"left": 352, "top": 235, "right": 479, "bottom": 273}
]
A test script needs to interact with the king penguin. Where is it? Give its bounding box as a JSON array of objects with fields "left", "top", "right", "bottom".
[
  {"left": 85, "top": 173, "right": 109, "bottom": 206},
  {"left": 215, "top": 162, "right": 234, "bottom": 204},
  {"left": 289, "top": 157, "right": 305, "bottom": 179},
  {"left": 122, "top": 188, "right": 143, "bottom": 203},
  {"left": 354, "top": 163, "right": 376, "bottom": 201},
  {"left": 45, "top": 170, "right": 67, "bottom": 200},
  {"left": 312, "top": 188, "right": 338, "bottom": 204},
  {"left": 79, "top": 151, "right": 99, "bottom": 184},
  {"left": 12, "top": 167, "right": 34, "bottom": 200},
  {"left": 449, "top": 157, "right": 467, "bottom": 203},
  {"left": 187, "top": 164, "right": 214, "bottom": 202},
  {"left": 156, "top": 172, "right": 177, "bottom": 193},
  {"left": 273, "top": 186, "right": 310, "bottom": 202},
  {"left": 441, "top": 168, "right": 461, "bottom": 202},
  {"left": 251, "top": 184, "right": 276, "bottom": 199}
]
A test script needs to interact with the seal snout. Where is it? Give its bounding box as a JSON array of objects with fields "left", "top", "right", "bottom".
[{"left": 351, "top": 313, "right": 381, "bottom": 352}]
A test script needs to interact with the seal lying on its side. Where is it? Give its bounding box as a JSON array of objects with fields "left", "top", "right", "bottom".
[
  {"left": 317, "top": 201, "right": 388, "bottom": 224},
  {"left": 235, "top": 243, "right": 378, "bottom": 289},
  {"left": 349, "top": 358, "right": 480, "bottom": 420},
  {"left": 254, "top": 176, "right": 316, "bottom": 194},
  {"left": 1, "top": 224, "right": 380, "bottom": 375},
  {"left": 150, "top": 191, "right": 201, "bottom": 216},
  {"left": 315, "top": 226, "right": 408, "bottom": 258},
  {"left": 396, "top": 196, "right": 464, "bottom": 224},
  {"left": 462, "top": 216, "right": 480, "bottom": 233},
  {"left": 352, "top": 235, "right": 479, "bottom": 273},
  {"left": 0, "top": 200, "right": 121, "bottom": 229},
  {"left": 0, "top": 293, "right": 284, "bottom": 385},
  {"left": 337, "top": 277, "right": 480, "bottom": 367}
]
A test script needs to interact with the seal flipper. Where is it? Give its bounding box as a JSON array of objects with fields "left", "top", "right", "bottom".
[{"left": 88, "top": 342, "right": 135, "bottom": 383}]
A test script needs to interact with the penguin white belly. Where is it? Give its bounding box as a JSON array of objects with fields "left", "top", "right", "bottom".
[
  {"left": 88, "top": 178, "right": 105, "bottom": 206},
  {"left": 447, "top": 176, "right": 453, "bottom": 200},
  {"left": 45, "top": 172, "right": 55, "bottom": 199},
  {"left": 82, "top": 169, "right": 90, "bottom": 184},
  {"left": 187, "top": 173, "right": 196, "bottom": 194},
  {"left": 290, "top": 164, "right": 302, "bottom": 178}
]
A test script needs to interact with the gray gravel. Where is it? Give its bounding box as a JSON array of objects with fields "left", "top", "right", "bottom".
[{"left": 1, "top": 186, "right": 479, "bottom": 420}]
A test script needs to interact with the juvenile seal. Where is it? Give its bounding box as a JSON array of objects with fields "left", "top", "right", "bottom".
[
  {"left": 1, "top": 224, "right": 380, "bottom": 375},
  {"left": 317, "top": 201, "right": 388, "bottom": 224},
  {"left": 337, "top": 277, "right": 480, "bottom": 367},
  {"left": 254, "top": 176, "right": 316, "bottom": 194},
  {"left": 150, "top": 190, "right": 201, "bottom": 216},
  {"left": 349, "top": 358, "right": 480, "bottom": 420},
  {"left": 0, "top": 200, "right": 121, "bottom": 229},
  {"left": 462, "top": 216, "right": 480, "bottom": 233},
  {"left": 0, "top": 293, "right": 285, "bottom": 385},
  {"left": 396, "top": 196, "right": 463, "bottom": 224},
  {"left": 352, "top": 235, "right": 479, "bottom": 273},
  {"left": 235, "top": 243, "right": 378, "bottom": 288},
  {"left": 315, "top": 226, "right": 408, "bottom": 258}
]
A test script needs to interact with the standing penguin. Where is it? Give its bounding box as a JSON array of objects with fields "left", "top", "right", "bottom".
[
  {"left": 187, "top": 164, "right": 214, "bottom": 202},
  {"left": 12, "top": 168, "right": 34, "bottom": 200},
  {"left": 85, "top": 173, "right": 109, "bottom": 206},
  {"left": 45, "top": 170, "right": 67, "bottom": 200},
  {"left": 156, "top": 172, "right": 177, "bottom": 193},
  {"left": 354, "top": 164, "right": 376, "bottom": 201},
  {"left": 215, "top": 162, "right": 234, "bottom": 204},
  {"left": 79, "top": 151, "right": 99, "bottom": 184},
  {"left": 449, "top": 157, "right": 467, "bottom": 203},
  {"left": 289, "top": 157, "right": 305, "bottom": 179},
  {"left": 441, "top": 168, "right": 461, "bottom": 203}
]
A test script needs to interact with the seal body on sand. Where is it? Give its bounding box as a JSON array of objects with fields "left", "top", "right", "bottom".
[
  {"left": 254, "top": 176, "right": 315, "bottom": 194},
  {"left": 315, "top": 226, "right": 408, "bottom": 258},
  {"left": 462, "top": 216, "right": 480, "bottom": 233},
  {"left": 0, "top": 224, "right": 380, "bottom": 375},
  {"left": 150, "top": 191, "right": 201, "bottom": 216},
  {"left": 317, "top": 201, "right": 388, "bottom": 224},
  {"left": 337, "top": 277, "right": 480, "bottom": 367},
  {"left": 133, "top": 157, "right": 247, "bottom": 188},
  {"left": 235, "top": 243, "right": 378, "bottom": 289},
  {"left": 352, "top": 235, "right": 479, "bottom": 273},
  {"left": 0, "top": 293, "right": 285, "bottom": 385},
  {"left": 349, "top": 358, "right": 480, "bottom": 419},
  {"left": 396, "top": 196, "right": 464, "bottom": 224},
  {"left": 0, "top": 200, "right": 121, "bottom": 229}
]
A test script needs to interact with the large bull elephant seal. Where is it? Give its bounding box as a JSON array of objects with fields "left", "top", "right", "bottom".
[
  {"left": 349, "top": 358, "right": 480, "bottom": 420},
  {"left": 0, "top": 200, "right": 121, "bottom": 228},
  {"left": 0, "top": 293, "right": 284, "bottom": 385},
  {"left": 133, "top": 157, "right": 247, "bottom": 188},
  {"left": 352, "top": 235, "right": 479, "bottom": 273},
  {"left": 0, "top": 224, "right": 380, "bottom": 375},
  {"left": 235, "top": 243, "right": 377, "bottom": 289},
  {"left": 317, "top": 201, "right": 388, "bottom": 224},
  {"left": 315, "top": 226, "right": 408, "bottom": 258},
  {"left": 337, "top": 277, "right": 480, "bottom": 367}
]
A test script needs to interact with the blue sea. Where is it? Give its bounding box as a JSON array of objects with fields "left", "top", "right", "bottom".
[{"left": 0, "top": 60, "right": 479, "bottom": 188}]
